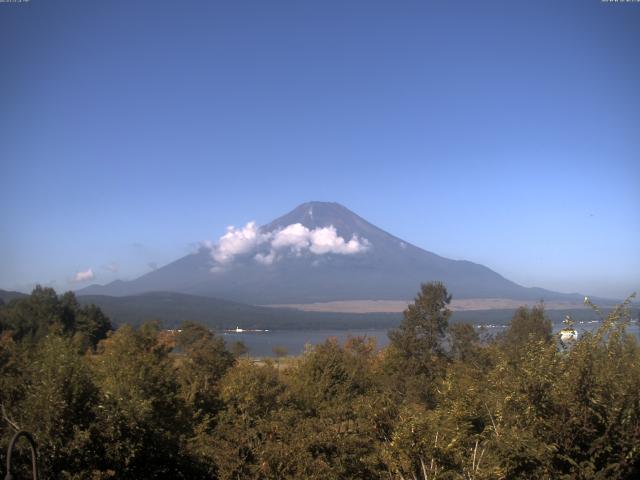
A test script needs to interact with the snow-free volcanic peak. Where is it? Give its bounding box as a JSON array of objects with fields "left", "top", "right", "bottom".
[{"left": 78, "top": 202, "right": 581, "bottom": 305}]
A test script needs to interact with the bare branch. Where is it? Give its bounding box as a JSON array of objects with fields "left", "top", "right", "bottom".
[
  {"left": 483, "top": 401, "right": 500, "bottom": 438},
  {"left": 477, "top": 447, "right": 486, "bottom": 473},
  {"left": 1, "top": 403, "right": 20, "bottom": 432},
  {"left": 420, "top": 456, "right": 428, "bottom": 480}
]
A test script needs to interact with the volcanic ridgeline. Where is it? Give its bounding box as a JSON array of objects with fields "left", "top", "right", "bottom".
[{"left": 78, "top": 201, "right": 585, "bottom": 305}]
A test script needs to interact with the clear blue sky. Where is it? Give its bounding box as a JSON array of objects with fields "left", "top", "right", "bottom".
[{"left": 1, "top": 0, "right": 638, "bottom": 298}]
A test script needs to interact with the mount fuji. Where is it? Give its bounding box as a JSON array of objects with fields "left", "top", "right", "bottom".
[{"left": 78, "top": 201, "right": 579, "bottom": 305}]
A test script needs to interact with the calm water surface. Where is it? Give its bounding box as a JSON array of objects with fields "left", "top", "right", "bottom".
[{"left": 222, "top": 321, "right": 640, "bottom": 357}]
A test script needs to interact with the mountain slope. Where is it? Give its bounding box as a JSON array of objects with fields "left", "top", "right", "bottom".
[
  {"left": 77, "top": 292, "right": 623, "bottom": 331},
  {"left": 77, "top": 291, "right": 401, "bottom": 330},
  {"left": 0, "top": 289, "right": 28, "bottom": 304},
  {"left": 78, "top": 201, "right": 579, "bottom": 304}
]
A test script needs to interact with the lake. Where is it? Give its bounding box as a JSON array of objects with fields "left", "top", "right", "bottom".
[{"left": 221, "top": 320, "right": 640, "bottom": 357}]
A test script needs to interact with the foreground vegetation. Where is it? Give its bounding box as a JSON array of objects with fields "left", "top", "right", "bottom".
[{"left": 1, "top": 284, "right": 639, "bottom": 479}]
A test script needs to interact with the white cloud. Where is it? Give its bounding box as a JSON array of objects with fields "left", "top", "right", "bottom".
[
  {"left": 72, "top": 268, "right": 95, "bottom": 283},
  {"left": 271, "top": 223, "right": 369, "bottom": 256},
  {"left": 212, "top": 222, "right": 270, "bottom": 264},
  {"left": 271, "top": 223, "right": 311, "bottom": 252},
  {"left": 309, "top": 226, "right": 369, "bottom": 255},
  {"left": 206, "top": 221, "right": 370, "bottom": 268},
  {"left": 254, "top": 250, "right": 278, "bottom": 265}
]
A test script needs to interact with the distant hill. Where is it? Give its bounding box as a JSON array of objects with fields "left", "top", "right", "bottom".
[
  {"left": 0, "top": 289, "right": 28, "bottom": 304},
  {"left": 76, "top": 291, "right": 626, "bottom": 332},
  {"left": 79, "top": 201, "right": 590, "bottom": 304},
  {"left": 77, "top": 291, "right": 402, "bottom": 330},
  {"left": 5, "top": 288, "right": 626, "bottom": 331}
]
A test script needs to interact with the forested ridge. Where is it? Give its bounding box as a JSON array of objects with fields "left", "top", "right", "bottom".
[{"left": 1, "top": 284, "right": 639, "bottom": 479}]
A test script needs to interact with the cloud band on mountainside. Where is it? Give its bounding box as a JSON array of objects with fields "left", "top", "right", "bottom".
[{"left": 206, "top": 222, "right": 370, "bottom": 269}]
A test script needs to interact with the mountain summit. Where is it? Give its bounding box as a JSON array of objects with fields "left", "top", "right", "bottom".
[
  {"left": 263, "top": 201, "right": 388, "bottom": 239},
  {"left": 78, "top": 202, "right": 572, "bottom": 304}
]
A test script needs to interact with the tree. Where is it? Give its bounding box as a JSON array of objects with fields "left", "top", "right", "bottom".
[
  {"left": 385, "top": 282, "right": 452, "bottom": 405},
  {"left": 175, "top": 321, "right": 235, "bottom": 414},
  {"left": 230, "top": 340, "right": 248, "bottom": 358},
  {"left": 91, "top": 322, "right": 194, "bottom": 478},
  {"left": 1, "top": 334, "right": 101, "bottom": 478},
  {"left": 449, "top": 322, "right": 481, "bottom": 364},
  {"left": 74, "top": 303, "right": 113, "bottom": 349},
  {"left": 0, "top": 286, "right": 62, "bottom": 342},
  {"left": 500, "top": 304, "right": 552, "bottom": 360},
  {"left": 285, "top": 337, "right": 387, "bottom": 478},
  {"left": 0, "top": 287, "right": 111, "bottom": 348},
  {"left": 290, "top": 338, "right": 374, "bottom": 416},
  {"left": 205, "top": 360, "right": 286, "bottom": 479}
]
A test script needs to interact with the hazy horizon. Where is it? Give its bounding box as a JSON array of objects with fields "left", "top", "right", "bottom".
[{"left": 2, "top": 1, "right": 639, "bottom": 299}]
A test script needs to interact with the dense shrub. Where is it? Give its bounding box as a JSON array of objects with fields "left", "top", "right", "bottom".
[{"left": 1, "top": 286, "right": 638, "bottom": 479}]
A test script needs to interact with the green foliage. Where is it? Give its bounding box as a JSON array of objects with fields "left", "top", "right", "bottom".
[
  {"left": 0, "top": 286, "right": 112, "bottom": 348},
  {"left": 0, "top": 334, "right": 102, "bottom": 479},
  {"left": 0, "top": 286, "right": 639, "bottom": 479},
  {"left": 385, "top": 282, "right": 452, "bottom": 405},
  {"left": 202, "top": 359, "right": 286, "bottom": 479},
  {"left": 176, "top": 321, "right": 235, "bottom": 416},
  {"left": 449, "top": 322, "right": 482, "bottom": 364},
  {"left": 290, "top": 337, "right": 377, "bottom": 415},
  {"left": 0, "top": 286, "right": 62, "bottom": 342},
  {"left": 502, "top": 304, "right": 553, "bottom": 348},
  {"left": 229, "top": 339, "right": 249, "bottom": 358},
  {"left": 21, "top": 335, "right": 100, "bottom": 477},
  {"left": 89, "top": 322, "right": 196, "bottom": 478}
]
